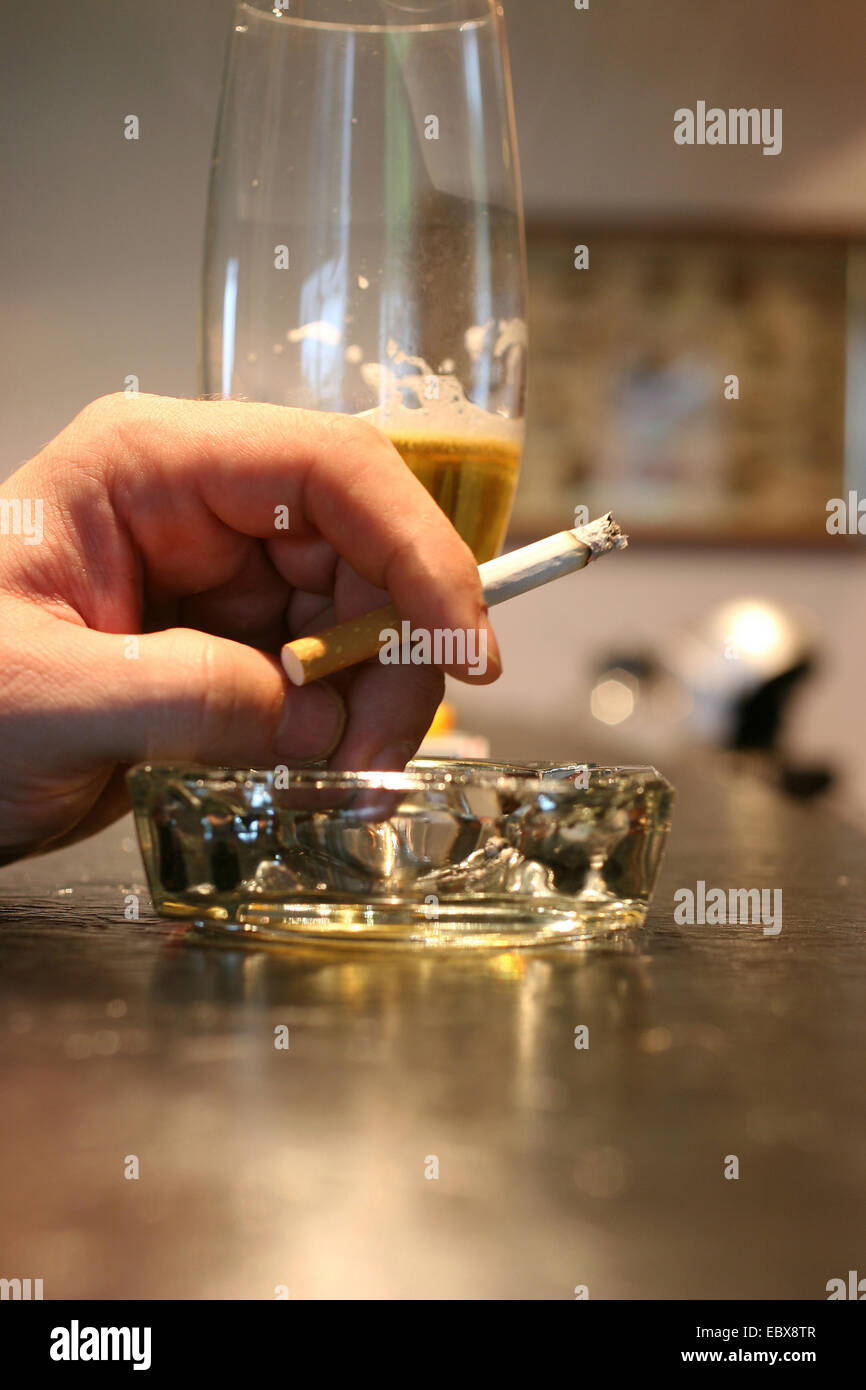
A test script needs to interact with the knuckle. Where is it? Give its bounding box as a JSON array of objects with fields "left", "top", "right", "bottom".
[
  {"left": 173, "top": 633, "right": 279, "bottom": 758},
  {"left": 187, "top": 638, "right": 238, "bottom": 749},
  {"left": 73, "top": 392, "right": 139, "bottom": 454},
  {"left": 77, "top": 392, "right": 132, "bottom": 426},
  {"left": 74, "top": 392, "right": 162, "bottom": 462},
  {"left": 320, "top": 410, "right": 393, "bottom": 458},
  {"left": 152, "top": 632, "right": 219, "bottom": 750}
]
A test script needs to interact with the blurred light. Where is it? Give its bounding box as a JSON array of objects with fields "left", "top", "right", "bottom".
[
  {"left": 725, "top": 602, "right": 784, "bottom": 659},
  {"left": 492, "top": 953, "right": 526, "bottom": 980},
  {"left": 591, "top": 670, "right": 636, "bottom": 725},
  {"left": 640, "top": 1026, "right": 673, "bottom": 1054}
]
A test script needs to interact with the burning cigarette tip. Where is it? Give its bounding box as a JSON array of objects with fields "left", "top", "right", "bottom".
[{"left": 579, "top": 511, "right": 629, "bottom": 560}]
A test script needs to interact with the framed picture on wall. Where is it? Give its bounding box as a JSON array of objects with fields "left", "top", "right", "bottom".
[{"left": 511, "top": 225, "right": 851, "bottom": 543}]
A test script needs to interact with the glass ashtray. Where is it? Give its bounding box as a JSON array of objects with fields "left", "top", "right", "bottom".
[{"left": 127, "top": 760, "right": 674, "bottom": 948}]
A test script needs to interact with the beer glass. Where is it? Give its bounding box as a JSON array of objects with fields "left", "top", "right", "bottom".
[{"left": 201, "top": 0, "right": 527, "bottom": 562}]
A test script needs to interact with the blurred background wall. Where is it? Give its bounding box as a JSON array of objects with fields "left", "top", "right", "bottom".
[{"left": 2, "top": 0, "right": 865, "bottom": 812}]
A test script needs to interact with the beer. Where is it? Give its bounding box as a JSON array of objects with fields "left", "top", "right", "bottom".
[{"left": 386, "top": 433, "right": 522, "bottom": 563}]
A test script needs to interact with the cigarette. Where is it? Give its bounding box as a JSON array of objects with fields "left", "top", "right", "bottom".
[{"left": 281, "top": 512, "right": 628, "bottom": 687}]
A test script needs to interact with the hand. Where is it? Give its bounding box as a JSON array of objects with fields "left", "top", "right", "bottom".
[{"left": 0, "top": 393, "right": 501, "bottom": 859}]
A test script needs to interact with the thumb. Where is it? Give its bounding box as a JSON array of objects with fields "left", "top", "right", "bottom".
[{"left": 65, "top": 626, "right": 346, "bottom": 768}]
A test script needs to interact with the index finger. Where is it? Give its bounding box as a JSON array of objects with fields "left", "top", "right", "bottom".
[{"left": 104, "top": 395, "right": 496, "bottom": 670}]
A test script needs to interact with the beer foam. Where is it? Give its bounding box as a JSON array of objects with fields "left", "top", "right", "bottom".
[{"left": 355, "top": 331, "right": 525, "bottom": 444}]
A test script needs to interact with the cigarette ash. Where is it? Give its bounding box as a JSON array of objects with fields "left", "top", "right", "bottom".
[{"left": 577, "top": 512, "right": 629, "bottom": 561}]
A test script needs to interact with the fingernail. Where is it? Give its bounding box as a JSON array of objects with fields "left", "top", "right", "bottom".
[
  {"left": 480, "top": 610, "right": 502, "bottom": 679},
  {"left": 273, "top": 681, "right": 345, "bottom": 760},
  {"left": 367, "top": 740, "right": 417, "bottom": 772}
]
